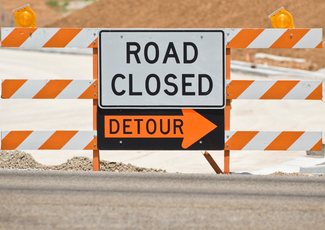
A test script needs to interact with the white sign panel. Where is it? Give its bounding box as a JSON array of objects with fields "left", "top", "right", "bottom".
[{"left": 98, "top": 29, "right": 225, "bottom": 109}]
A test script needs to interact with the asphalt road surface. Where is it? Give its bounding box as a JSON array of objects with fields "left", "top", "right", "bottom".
[{"left": 0, "top": 170, "right": 325, "bottom": 229}]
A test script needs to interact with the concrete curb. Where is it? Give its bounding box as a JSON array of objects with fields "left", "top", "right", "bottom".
[{"left": 300, "top": 165, "right": 325, "bottom": 175}]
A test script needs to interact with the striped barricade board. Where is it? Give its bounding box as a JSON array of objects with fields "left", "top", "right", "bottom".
[
  {"left": 1, "top": 79, "right": 98, "bottom": 99},
  {"left": 2, "top": 79, "right": 322, "bottom": 100},
  {"left": 1, "top": 131, "right": 97, "bottom": 150},
  {"left": 1, "top": 28, "right": 322, "bottom": 49},
  {"left": 226, "top": 80, "right": 322, "bottom": 100},
  {"left": 1, "top": 131, "right": 321, "bottom": 151},
  {"left": 225, "top": 131, "right": 322, "bottom": 151}
]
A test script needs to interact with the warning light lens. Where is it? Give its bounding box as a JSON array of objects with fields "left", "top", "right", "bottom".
[
  {"left": 13, "top": 4, "right": 36, "bottom": 28},
  {"left": 269, "top": 7, "right": 294, "bottom": 29}
]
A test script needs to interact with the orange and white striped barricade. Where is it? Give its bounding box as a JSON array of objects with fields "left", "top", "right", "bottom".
[
  {"left": 0, "top": 28, "right": 322, "bottom": 49},
  {"left": 225, "top": 131, "right": 322, "bottom": 151},
  {"left": 1, "top": 27, "right": 323, "bottom": 173},
  {"left": 1, "top": 130, "right": 321, "bottom": 152},
  {"left": 1, "top": 131, "right": 97, "bottom": 150},
  {"left": 1, "top": 79, "right": 98, "bottom": 99},
  {"left": 2, "top": 79, "right": 321, "bottom": 100},
  {"left": 226, "top": 80, "right": 322, "bottom": 100}
]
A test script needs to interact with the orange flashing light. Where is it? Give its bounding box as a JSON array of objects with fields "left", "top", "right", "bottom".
[
  {"left": 13, "top": 4, "right": 36, "bottom": 28},
  {"left": 269, "top": 7, "right": 294, "bottom": 29}
]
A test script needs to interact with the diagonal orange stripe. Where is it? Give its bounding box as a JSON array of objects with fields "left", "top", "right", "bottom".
[
  {"left": 78, "top": 80, "right": 98, "bottom": 99},
  {"left": 310, "top": 139, "right": 322, "bottom": 151},
  {"left": 84, "top": 136, "right": 97, "bottom": 150},
  {"left": 33, "top": 80, "right": 72, "bottom": 99},
  {"left": 39, "top": 131, "right": 78, "bottom": 149},
  {"left": 1, "top": 28, "right": 37, "bottom": 47},
  {"left": 88, "top": 38, "right": 98, "bottom": 48},
  {"left": 43, "top": 28, "right": 82, "bottom": 47},
  {"left": 305, "top": 84, "right": 322, "bottom": 100},
  {"left": 227, "top": 29, "right": 264, "bottom": 48},
  {"left": 316, "top": 41, "right": 323, "bottom": 48},
  {"left": 265, "top": 132, "right": 304, "bottom": 150},
  {"left": 225, "top": 131, "right": 259, "bottom": 150},
  {"left": 270, "top": 29, "right": 310, "bottom": 48},
  {"left": 2, "top": 80, "right": 28, "bottom": 98},
  {"left": 227, "top": 80, "right": 254, "bottom": 99},
  {"left": 260, "top": 81, "right": 299, "bottom": 99},
  {"left": 1, "top": 131, "right": 33, "bottom": 150}
]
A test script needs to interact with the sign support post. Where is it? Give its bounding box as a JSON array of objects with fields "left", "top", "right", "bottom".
[
  {"left": 93, "top": 47, "right": 100, "bottom": 171},
  {"left": 224, "top": 48, "right": 231, "bottom": 174}
]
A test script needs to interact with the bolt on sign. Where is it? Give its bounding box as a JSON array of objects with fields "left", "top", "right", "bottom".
[{"left": 97, "top": 29, "right": 225, "bottom": 150}]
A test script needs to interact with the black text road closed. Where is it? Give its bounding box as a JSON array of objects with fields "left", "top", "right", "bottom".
[{"left": 98, "top": 30, "right": 225, "bottom": 109}]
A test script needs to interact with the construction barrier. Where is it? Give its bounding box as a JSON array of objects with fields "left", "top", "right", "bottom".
[
  {"left": 0, "top": 27, "right": 323, "bottom": 173},
  {"left": 1, "top": 130, "right": 321, "bottom": 151},
  {"left": 2, "top": 79, "right": 321, "bottom": 100},
  {"left": 0, "top": 28, "right": 322, "bottom": 49}
]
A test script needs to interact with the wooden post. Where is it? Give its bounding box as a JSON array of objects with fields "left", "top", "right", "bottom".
[
  {"left": 224, "top": 48, "right": 231, "bottom": 174},
  {"left": 203, "top": 151, "right": 223, "bottom": 174},
  {"left": 93, "top": 48, "right": 100, "bottom": 171}
]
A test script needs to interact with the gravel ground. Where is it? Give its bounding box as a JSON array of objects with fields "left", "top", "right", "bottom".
[
  {"left": 1, "top": 150, "right": 324, "bottom": 176},
  {"left": 271, "top": 171, "right": 324, "bottom": 177},
  {"left": 0, "top": 150, "right": 166, "bottom": 173}
]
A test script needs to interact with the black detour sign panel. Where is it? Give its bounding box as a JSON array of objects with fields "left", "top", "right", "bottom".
[{"left": 97, "top": 108, "right": 224, "bottom": 150}]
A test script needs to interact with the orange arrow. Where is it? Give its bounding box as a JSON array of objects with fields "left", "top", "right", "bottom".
[{"left": 104, "top": 109, "right": 217, "bottom": 149}]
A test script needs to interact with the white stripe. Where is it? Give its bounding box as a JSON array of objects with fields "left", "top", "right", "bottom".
[
  {"left": 17, "top": 131, "right": 55, "bottom": 150},
  {"left": 293, "top": 29, "right": 323, "bottom": 48},
  {"left": 0, "top": 28, "right": 15, "bottom": 41},
  {"left": 62, "top": 131, "right": 96, "bottom": 150},
  {"left": 1, "top": 131, "right": 10, "bottom": 139},
  {"left": 242, "top": 131, "right": 281, "bottom": 150},
  {"left": 288, "top": 132, "right": 322, "bottom": 150},
  {"left": 225, "top": 131, "right": 236, "bottom": 143},
  {"left": 225, "top": 29, "right": 241, "bottom": 44},
  {"left": 10, "top": 80, "right": 49, "bottom": 99},
  {"left": 20, "top": 28, "right": 60, "bottom": 48},
  {"left": 237, "top": 81, "right": 276, "bottom": 99},
  {"left": 66, "top": 28, "right": 100, "bottom": 48},
  {"left": 56, "top": 80, "right": 95, "bottom": 99},
  {"left": 283, "top": 81, "right": 321, "bottom": 100},
  {"left": 247, "top": 29, "right": 286, "bottom": 48}
]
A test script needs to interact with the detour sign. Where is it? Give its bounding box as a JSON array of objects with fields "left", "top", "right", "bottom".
[{"left": 97, "top": 108, "right": 224, "bottom": 150}]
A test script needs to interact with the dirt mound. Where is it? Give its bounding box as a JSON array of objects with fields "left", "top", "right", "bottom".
[
  {"left": 0, "top": 0, "right": 95, "bottom": 27},
  {"left": 0, "top": 150, "right": 166, "bottom": 172},
  {"left": 0, "top": 150, "right": 43, "bottom": 169},
  {"left": 47, "top": 0, "right": 325, "bottom": 70}
]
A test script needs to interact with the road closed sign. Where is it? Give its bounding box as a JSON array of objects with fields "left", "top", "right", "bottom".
[{"left": 98, "top": 29, "right": 225, "bottom": 109}]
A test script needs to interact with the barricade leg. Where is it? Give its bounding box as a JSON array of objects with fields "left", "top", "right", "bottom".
[
  {"left": 93, "top": 48, "right": 100, "bottom": 171},
  {"left": 203, "top": 151, "right": 223, "bottom": 174}
]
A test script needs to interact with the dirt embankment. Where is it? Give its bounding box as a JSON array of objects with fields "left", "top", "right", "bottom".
[
  {"left": 0, "top": 0, "right": 62, "bottom": 27},
  {"left": 47, "top": 0, "right": 325, "bottom": 71}
]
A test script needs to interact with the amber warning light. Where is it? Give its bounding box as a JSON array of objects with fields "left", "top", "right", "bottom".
[
  {"left": 13, "top": 4, "right": 36, "bottom": 28},
  {"left": 269, "top": 6, "right": 294, "bottom": 29}
]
